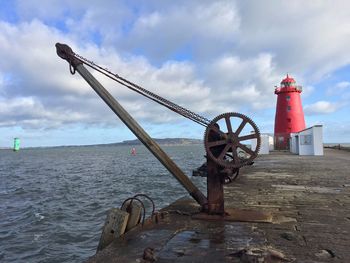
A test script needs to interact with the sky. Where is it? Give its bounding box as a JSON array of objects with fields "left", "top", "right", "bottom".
[{"left": 0, "top": 0, "right": 350, "bottom": 147}]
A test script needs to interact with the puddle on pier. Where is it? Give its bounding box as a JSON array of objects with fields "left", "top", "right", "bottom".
[{"left": 157, "top": 224, "right": 266, "bottom": 262}]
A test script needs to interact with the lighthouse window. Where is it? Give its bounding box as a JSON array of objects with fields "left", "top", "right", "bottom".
[
  {"left": 286, "top": 95, "right": 290, "bottom": 101},
  {"left": 287, "top": 106, "right": 291, "bottom": 111}
]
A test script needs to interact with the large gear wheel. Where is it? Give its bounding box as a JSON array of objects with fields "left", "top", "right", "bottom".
[{"left": 204, "top": 112, "right": 261, "bottom": 169}]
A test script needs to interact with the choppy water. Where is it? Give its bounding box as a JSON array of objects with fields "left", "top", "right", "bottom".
[{"left": 0, "top": 145, "right": 206, "bottom": 262}]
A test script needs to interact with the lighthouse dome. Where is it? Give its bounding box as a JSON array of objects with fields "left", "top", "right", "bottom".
[{"left": 280, "top": 74, "right": 296, "bottom": 88}]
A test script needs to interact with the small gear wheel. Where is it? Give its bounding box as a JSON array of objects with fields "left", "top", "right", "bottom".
[{"left": 204, "top": 112, "right": 261, "bottom": 168}]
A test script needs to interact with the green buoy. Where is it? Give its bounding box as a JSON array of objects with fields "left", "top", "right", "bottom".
[{"left": 13, "top": 138, "right": 20, "bottom": 151}]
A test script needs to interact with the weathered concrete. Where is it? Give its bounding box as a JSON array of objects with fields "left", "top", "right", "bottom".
[
  {"left": 87, "top": 149, "right": 350, "bottom": 262},
  {"left": 96, "top": 208, "right": 129, "bottom": 252}
]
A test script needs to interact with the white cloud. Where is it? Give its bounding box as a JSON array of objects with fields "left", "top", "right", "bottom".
[
  {"left": 336, "top": 81, "right": 350, "bottom": 90},
  {"left": 0, "top": 96, "right": 89, "bottom": 128},
  {"left": 0, "top": 20, "right": 212, "bottom": 129},
  {"left": 236, "top": 1, "right": 350, "bottom": 80},
  {"left": 304, "top": 101, "right": 339, "bottom": 115},
  {"left": 327, "top": 81, "right": 350, "bottom": 95},
  {"left": 301, "top": 85, "right": 315, "bottom": 97},
  {"left": 204, "top": 53, "right": 281, "bottom": 112},
  {"left": 1, "top": 1, "right": 350, "bottom": 145},
  {"left": 123, "top": 1, "right": 240, "bottom": 62},
  {"left": 11, "top": 1, "right": 350, "bottom": 81}
]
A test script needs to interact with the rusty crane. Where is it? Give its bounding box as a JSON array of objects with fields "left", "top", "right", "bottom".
[{"left": 56, "top": 43, "right": 261, "bottom": 218}]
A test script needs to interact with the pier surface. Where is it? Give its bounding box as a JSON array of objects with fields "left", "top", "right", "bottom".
[{"left": 87, "top": 149, "right": 350, "bottom": 262}]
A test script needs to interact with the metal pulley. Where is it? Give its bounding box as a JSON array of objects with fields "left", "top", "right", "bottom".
[{"left": 204, "top": 112, "right": 260, "bottom": 169}]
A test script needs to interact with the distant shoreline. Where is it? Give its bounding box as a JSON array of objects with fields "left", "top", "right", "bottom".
[
  {"left": 1, "top": 141, "right": 349, "bottom": 150},
  {"left": 0, "top": 138, "right": 203, "bottom": 149},
  {"left": 114, "top": 138, "right": 202, "bottom": 146},
  {"left": 324, "top": 144, "right": 350, "bottom": 152}
]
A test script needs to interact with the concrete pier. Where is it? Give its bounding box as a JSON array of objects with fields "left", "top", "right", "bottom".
[{"left": 86, "top": 148, "right": 350, "bottom": 262}]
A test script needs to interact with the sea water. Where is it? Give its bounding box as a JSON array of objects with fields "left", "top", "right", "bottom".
[{"left": 0, "top": 144, "right": 206, "bottom": 262}]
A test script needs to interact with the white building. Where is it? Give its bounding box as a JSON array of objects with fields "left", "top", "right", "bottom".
[
  {"left": 252, "top": 133, "right": 274, "bottom": 155},
  {"left": 290, "top": 125, "right": 323, "bottom": 156}
]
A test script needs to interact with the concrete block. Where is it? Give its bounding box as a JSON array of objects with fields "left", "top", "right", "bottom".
[{"left": 97, "top": 208, "right": 129, "bottom": 252}]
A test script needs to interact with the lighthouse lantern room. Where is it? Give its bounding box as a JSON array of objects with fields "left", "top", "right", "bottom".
[{"left": 274, "top": 74, "right": 306, "bottom": 150}]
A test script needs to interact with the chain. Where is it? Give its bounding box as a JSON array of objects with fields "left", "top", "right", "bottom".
[{"left": 73, "top": 53, "right": 211, "bottom": 127}]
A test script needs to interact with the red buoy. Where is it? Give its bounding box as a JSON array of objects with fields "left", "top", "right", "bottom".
[
  {"left": 274, "top": 74, "right": 306, "bottom": 150},
  {"left": 131, "top": 147, "right": 136, "bottom": 155}
]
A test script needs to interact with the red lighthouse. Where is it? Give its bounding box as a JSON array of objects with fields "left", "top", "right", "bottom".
[{"left": 274, "top": 74, "right": 306, "bottom": 150}]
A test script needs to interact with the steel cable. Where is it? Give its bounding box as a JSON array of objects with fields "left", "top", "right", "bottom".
[{"left": 73, "top": 53, "right": 211, "bottom": 127}]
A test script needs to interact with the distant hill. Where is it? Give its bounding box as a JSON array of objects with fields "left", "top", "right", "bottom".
[
  {"left": 113, "top": 138, "right": 202, "bottom": 146},
  {"left": 1, "top": 138, "right": 203, "bottom": 149}
]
